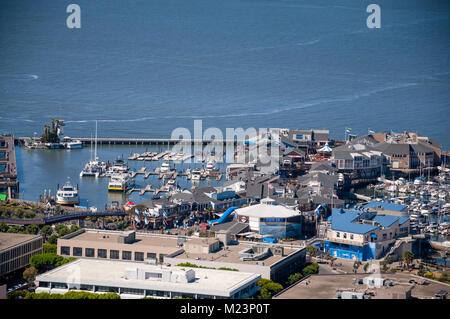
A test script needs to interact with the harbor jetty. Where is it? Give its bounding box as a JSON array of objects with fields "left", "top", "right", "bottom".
[
  {"left": 16, "top": 137, "right": 240, "bottom": 146},
  {"left": 0, "top": 134, "right": 19, "bottom": 199}
]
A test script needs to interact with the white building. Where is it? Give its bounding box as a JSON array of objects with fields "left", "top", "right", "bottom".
[{"left": 35, "top": 258, "right": 260, "bottom": 299}]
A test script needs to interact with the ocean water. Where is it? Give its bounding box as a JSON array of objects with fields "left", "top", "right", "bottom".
[{"left": 1, "top": 0, "right": 449, "bottom": 207}]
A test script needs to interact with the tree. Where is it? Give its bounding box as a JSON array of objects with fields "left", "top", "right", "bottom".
[
  {"left": 7, "top": 225, "right": 24, "bottom": 233},
  {"left": 23, "top": 267, "right": 38, "bottom": 281},
  {"left": 25, "top": 224, "right": 40, "bottom": 235},
  {"left": 286, "top": 273, "right": 303, "bottom": 286},
  {"left": 55, "top": 224, "right": 69, "bottom": 236},
  {"left": 47, "top": 234, "right": 58, "bottom": 245},
  {"left": 0, "top": 222, "right": 8, "bottom": 232},
  {"left": 363, "top": 263, "right": 369, "bottom": 272},
  {"left": 302, "top": 263, "right": 319, "bottom": 276},
  {"left": 40, "top": 225, "right": 53, "bottom": 237},
  {"left": 402, "top": 251, "right": 414, "bottom": 269},
  {"left": 306, "top": 245, "right": 319, "bottom": 257},
  {"left": 43, "top": 244, "right": 57, "bottom": 254}
]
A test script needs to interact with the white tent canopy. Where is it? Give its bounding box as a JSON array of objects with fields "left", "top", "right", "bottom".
[{"left": 318, "top": 143, "right": 332, "bottom": 153}]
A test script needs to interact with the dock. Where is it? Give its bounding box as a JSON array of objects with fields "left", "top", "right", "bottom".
[
  {"left": 0, "top": 134, "right": 19, "bottom": 199},
  {"left": 17, "top": 137, "right": 241, "bottom": 146}
]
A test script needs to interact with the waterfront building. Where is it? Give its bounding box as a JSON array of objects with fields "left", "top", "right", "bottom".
[
  {"left": 35, "top": 258, "right": 260, "bottom": 299},
  {"left": 0, "top": 233, "right": 43, "bottom": 279},
  {"left": 323, "top": 208, "right": 410, "bottom": 261},
  {"left": 233, "top": 199, "right": 302, "bottom": 239},
  {"left": 331, "top": 143, "right": 383, "bottom": 179},
  {"left": 280, "top": 129, "right": 331, "bottom": 150},
  {"left": 350, "top": 131, "right": 442, "bottom": 171}
]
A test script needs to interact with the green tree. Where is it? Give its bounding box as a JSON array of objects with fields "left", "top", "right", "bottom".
[
  {"left": 40, "top": 225, "right": 53, "bottom": 237},
  {"left": 23, "top": 266, "right": 38, "bottom": 281},
  {"left": 302, "top": 263, "right": 319, "bottom": 276},
  {"left": 7, "top": 290, "right": 29, "bottom": 300},
  {"left": 0, "top": 222, "right": 8, "bottom": 232},
  {"left": 402, "top": 251, "right": 414, "bottom": 269},
  {"left": 55, "top": 224, "right": 69, "bottom": 236},
  {"left": 43, "top": 244, "right": 57, "bottom": 254},
  {"left": 257, "top": 282, "right": 283, "bottom": 299},
  {"left": 25, "top": 224, "right": 40, "bottom": 235},
  {"left": 47, "top": 234, "right": 58, "bottom": 245},
  {"left": 7, "top": 225, "right": 24, "bottom": 233},
  {"left": 306, "top": 245, "right": 319, "bottom": 257},
  {"left": 286, "top": 273, "right": 303, "bottom": 286}
]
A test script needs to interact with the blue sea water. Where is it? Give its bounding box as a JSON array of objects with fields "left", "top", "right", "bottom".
[{"left": 0, "top": 0, "right": 449, "bottom": 207}]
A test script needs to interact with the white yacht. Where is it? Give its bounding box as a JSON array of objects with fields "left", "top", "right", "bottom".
[
  {"left": 107, "top": 173, "right": 134, "bottom": 192},
  {"left": 191, "top": 168, "right": 202, "bottom": 180},
  {"left": 63, "top": 136, "right": 83, "bottom": 149},
  {"left": 160, "top": 161, "right": 171, "bottom": 173},
  {"left": 80, "top": 121, "right": 106, "bottom": 177},
  {"left": 55, "top": 179, "right": 79, "bottom": 206},
  {"left": 206, "top": 161, "right": 216, "bottom": 171},
  {"left": 106, "top": 158, "right": 129, "bottom": 177}
]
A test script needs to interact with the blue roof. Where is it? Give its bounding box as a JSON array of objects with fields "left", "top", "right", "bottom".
[
  {"left": 398, "top": 217, "right": 410, "bottom": 225},
  {"left": 372, "top": 215, "right": 398, "bottom": 227},
  {"left": 330, "top": 208, "right": 377, "bottom": 234},
  {"left": 362, "top": 201, "right": 407, "bottom": 212}
]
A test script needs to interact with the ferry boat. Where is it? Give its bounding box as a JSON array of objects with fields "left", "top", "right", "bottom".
[
  {"left": 429, "top": 240, "right": 450, "bottom": 252},
  {"left": 55, "top": 179, "right": 79, "bottom": 206},
  {"left": 63, "top": 136, "right": 83, "bottom": 149},
  {"left": 107, "top": 173, "right": 134, "bottom": 192}
]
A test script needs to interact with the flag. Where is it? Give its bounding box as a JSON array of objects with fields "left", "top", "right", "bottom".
[
  {"left": 345, "top": 128, "right": 352, "bottom": 133},
  {"left": 144, "top": 217, "right": 149, "bottom": 225},
  {"left": 134, "top": 208, "right": 140, "bottom": 215},
  {"left": 333, "top": 193, "right": 339, "bottom": 199},
  {"left": 134, "top": 215, "right": 140, "bottom": 223},
  {"left": 368, "top": 129, "right": 375, "bottom": 134}
]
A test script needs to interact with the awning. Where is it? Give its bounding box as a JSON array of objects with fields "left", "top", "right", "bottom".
[
  {"left": 318, "top": 144, "right": 332, "bottom": 152},
  {"left": 370, "top": 233, "right": 377, "bottom": 239}
]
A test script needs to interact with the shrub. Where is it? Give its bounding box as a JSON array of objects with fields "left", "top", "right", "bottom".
[
  {"left": 286, "top": 273, "right": 303, "bottom": 286},
  {"left": 23, "top": 266, "right": 38, "bottom": 281},
  {"left": 7, "top": 290, "right": 29, "bottom": 299},
  {"left": 47, "top": 234, "right": 58, "bottom": 245},
  {"left": 302, "top": 263, "right": 319, "bottom": 276},
  {"left": 43, "top": 244, "right": 57, "bottom": 254}
]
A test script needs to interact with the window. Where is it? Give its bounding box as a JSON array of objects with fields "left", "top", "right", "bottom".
[
  {"left": 110, "top": 250, "right": 119, "bottom": 259},
  {"left": 73, "top": 247, "right": 83, "bottom": 256},
  {"left": 97, "top": 249, "right": 107, "bottom": 258},
  {"left": 96, "top": 286, "right": 118, "bottom": 293},
  {"left": 121, "top": 287, "right": 144, "bottom": 295},
  {"left": 39, "top": 281, "right": 49, "bottom": 288},
  {"left": 122, "top": 251, "right": 132, "bottom": 260},
  {"left": 336, "top": 232, "right": 340, "bottom": 238},
  {"left": 159, "top": 254, "right": 166, "bottom": 263},
  {"left": 85, "top": 248, "right": 95, "bottom": 257},
  {"left": 147, "top": 252, "right": 156, "bottom": 259},
  {"left": 135, "top": 252, "right": 144, "bottom": 261},
  {"left": 343, "top": 233, "right": 347, "bottom": 239},
  {"left": 350, "top": 234, "right": 354, "bottom": 240},
  {"left": 52, "top": 282, "right": 68, "bottom": 289},
  {"left": 79, "top": 284, "right": 93, "bottom": 291},
  {"left": 60, "top": 246, "right": 70, "bottom": 255}
]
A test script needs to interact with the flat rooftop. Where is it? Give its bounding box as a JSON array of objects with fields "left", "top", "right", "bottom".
[
  {"left": 274, "top": 273, "right": 450, "bottom": 299},
  {"left": 36, "top": 258, "right": 260, "bottom": 297},
  {"left": 172, "top": 242, "right": 300, "bottom": 266},
  {"left": 0, "top": 233, "right": 41, "bottom": 251}
]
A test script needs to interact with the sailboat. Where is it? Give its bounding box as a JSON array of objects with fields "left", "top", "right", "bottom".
[{"left": 80, "top": 120, "right": 106, "bottom": 177}]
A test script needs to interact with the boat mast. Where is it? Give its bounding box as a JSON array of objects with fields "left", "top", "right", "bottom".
[{"left": 95, "top": 120, "right": 98, "bottom": 161}]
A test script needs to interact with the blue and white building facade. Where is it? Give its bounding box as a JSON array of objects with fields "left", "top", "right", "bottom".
[{"left": 323, "top": 208, "right": 410, "bottom": 261}]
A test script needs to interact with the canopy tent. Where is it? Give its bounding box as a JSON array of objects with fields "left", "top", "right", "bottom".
[{"left": 318, "top": 143, "right": 332, "bottom": 153}]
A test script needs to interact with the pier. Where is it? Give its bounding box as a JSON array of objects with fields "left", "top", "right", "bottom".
[
  {"left": 16, "top": 137, "right": 241, "bottom": 146},
  {"left": 0, "top": 134, "right": 19, "bottom": 199}
]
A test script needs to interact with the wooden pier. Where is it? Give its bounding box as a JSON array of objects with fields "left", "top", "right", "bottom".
[
  {"left": 17, "top": 137, "right": 241, "bottom": 146},
  {"left": 0, "top": 135, "right": 19, "bottom": 199}
]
